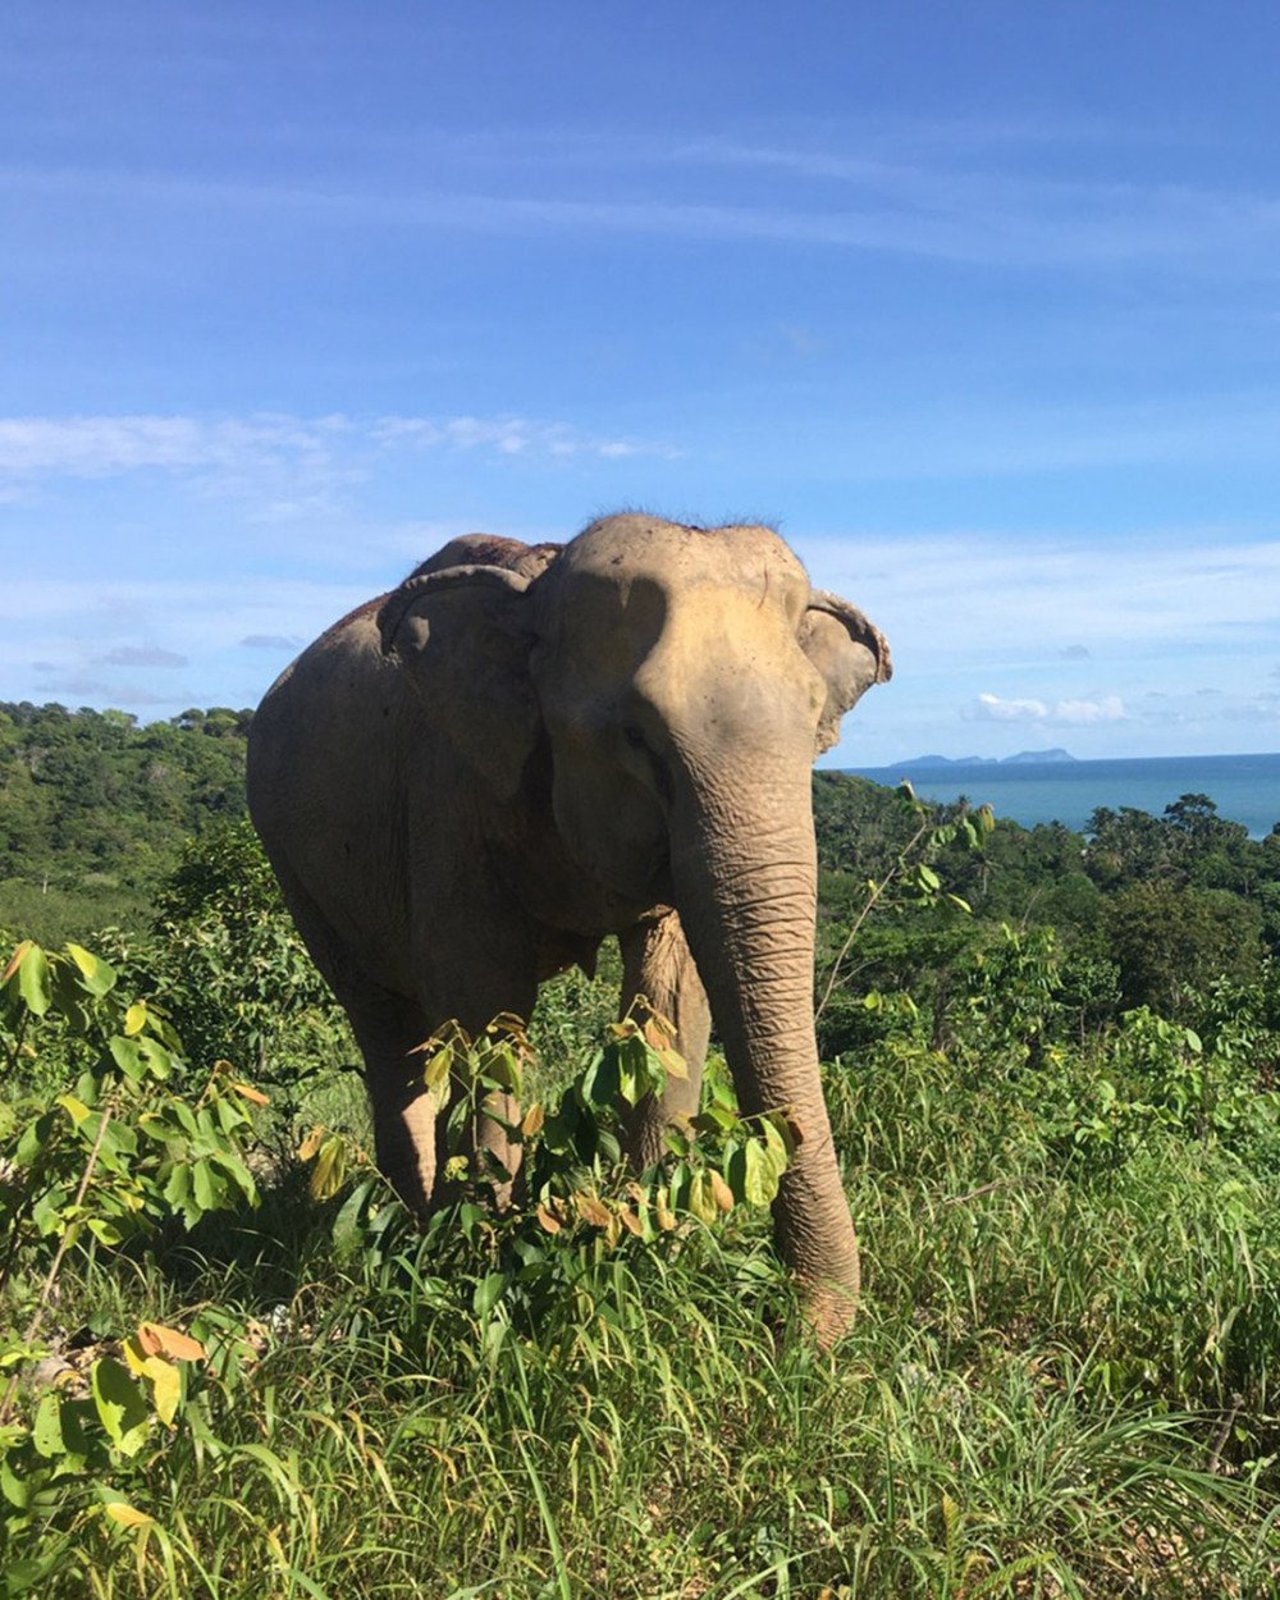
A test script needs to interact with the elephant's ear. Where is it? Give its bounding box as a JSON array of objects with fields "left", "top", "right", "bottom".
[
  {"left": 798, "top": 590, "right": 893, "bottom": 756},
  {"left": 378, "top": 565, "right": 540, "bottom": 799}
]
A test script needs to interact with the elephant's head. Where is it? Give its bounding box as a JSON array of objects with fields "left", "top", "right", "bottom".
[{"left": 378, "top": 514, "right": 891, "bottom": 1338}]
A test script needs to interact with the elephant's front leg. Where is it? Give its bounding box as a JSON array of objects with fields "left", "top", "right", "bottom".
[
  {"left": 618, "top": 909, "right": 711, "bottom": 1169},
  {"left": 346, "top": 989, "right": 441, "bottom": 1213}
]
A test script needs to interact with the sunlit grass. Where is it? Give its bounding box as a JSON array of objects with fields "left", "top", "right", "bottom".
[{"left": 27, "top": 1022, "right": 1280, "bottom": 1598}]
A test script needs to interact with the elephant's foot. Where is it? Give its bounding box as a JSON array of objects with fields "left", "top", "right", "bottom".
[{"left": 372, "top": 1081, "right": 441, "bottom": 1217}]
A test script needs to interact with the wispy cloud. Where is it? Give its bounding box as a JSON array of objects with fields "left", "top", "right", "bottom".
[
  {"left": 94, "top": 645, "right": 188, "bottom": 669},
  {"left": 240, "top": 634, "right": 303, "bottom": 651},
  {"left": 798, "top": 528, "right": 1280, "bottom": 662},
  {"left": 0, "top": 412, "right": 677, "bottom": 502},
  {"left": 7, "top": 125, "right": 1279, "bottom": 272},
  {"left": 371, "top": 414, "right": 676, "bottom": 460}
]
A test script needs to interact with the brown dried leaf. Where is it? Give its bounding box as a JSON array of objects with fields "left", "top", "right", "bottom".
[
  {"left": 575, "top": 1194, "right": 613, "bottom": 1229},
  {"left": 136, "top": 1322, "right": 205, "bottom": 1362}
]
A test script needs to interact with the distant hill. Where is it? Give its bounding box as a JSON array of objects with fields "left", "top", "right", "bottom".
[
  {"left": 0, "top": 701, "right": 251, "bottom": 935},
  {"left": 888, "top": 748, "right": 1077, "bottom": 770},
  {"left": 1002, "top": 748, "right": 1076, "bottom": 765}
]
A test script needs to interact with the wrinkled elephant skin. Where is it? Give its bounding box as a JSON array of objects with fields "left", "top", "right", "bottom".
[{"left": 247, "top": 515, "right": 891, "bottom": 1344}]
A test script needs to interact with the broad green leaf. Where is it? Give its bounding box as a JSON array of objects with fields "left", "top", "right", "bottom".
[
  {"left": 332, "top": 1178, "right": 376, "bottom": 1261},
  {"left": 761, "top": 1114, "right": 791, "bottom": 1169},
  {"left": 473, "top": 1272, "right": 508, "bottom": 1317},
  {"left": 16, "top": 943, "right": 52, "bottom": 1017},
  {"left": 742, "top": 1139, "right": 782, "bottom": 1207},
  {"left": 481, "top": 1043, "right": 521, "bottom": 1093},
  {"left": 65, "top": 942, "right": 117, "bottom": 997},
  {"left": 1, "top": 1455, "right": 29, "bottom": 1509},
  {"left": 31, "top": 1392, "right": 65, "bottom": 1458},
  {"left": 91, "top": 1357, "right": 150, "bottom": 1456},
  {"left": 109, "top": 1037, "right": 145, "bottom": 1082},
  {"left": 419, "top": 1045, "right": 454, "bottom": 1094}
]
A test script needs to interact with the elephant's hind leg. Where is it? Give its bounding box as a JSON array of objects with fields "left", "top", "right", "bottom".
[
  {"left": 618, "top": 910, "right": 712, "bottom": 1170},
  {"left": 345, "top": 990, "right": 440, "bottom": 1214}
]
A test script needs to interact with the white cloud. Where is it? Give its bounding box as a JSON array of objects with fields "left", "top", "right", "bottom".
[
  {"left": 1053, "top": 695, "right": 1126, "bottom": 725},
  {"left": 972, "top": 693, "right": 1048, "bottom": 722},
  {"left": 966, "top": 691, "right": 1126, "bottom": 727}
]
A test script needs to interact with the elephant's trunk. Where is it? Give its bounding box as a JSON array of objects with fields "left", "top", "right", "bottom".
[{"left": 670, "top": 765, "right": 859, "bottom": 1345}]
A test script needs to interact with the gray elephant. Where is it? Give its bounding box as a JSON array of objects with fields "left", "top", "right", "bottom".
[{"left": 246, "top": 514, "right": 891, "bottom": 1342}]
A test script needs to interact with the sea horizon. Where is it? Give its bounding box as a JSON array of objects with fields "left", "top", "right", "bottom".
[{"left": 843, "top": 750, "right": 1280, "bottom": 840}]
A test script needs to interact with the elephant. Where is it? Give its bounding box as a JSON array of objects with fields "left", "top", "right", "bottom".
[{"left": 246, "top": 513, "right": 891, "bottom": 1343}]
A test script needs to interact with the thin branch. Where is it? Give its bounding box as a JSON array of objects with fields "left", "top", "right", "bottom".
[
  {"left": 0, "top": 1103, "right": 113, "bottom": 1425},
  {"left": 815, "top": 816, "right": 932, "bottom": 1025}
]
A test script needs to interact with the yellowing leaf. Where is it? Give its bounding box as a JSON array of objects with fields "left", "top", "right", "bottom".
[
  {"left": 521, "top": 1102, "right": 545, "bottom": 1136},
  {"left": 104, "top": 1500, "right": 154, "bottom": 1529},
  {"left": 535, "top": 1203, "right": 562, "bottom": 1235},
  {"left": 1, "top": 940, "right": 31, "bottom": 988},
  {"left": 55, "top": 1093, "right": 92, "bottom": 1124},
  {"left": 657, "top": 1046, "right": 688, "bottom": 1081},
  {"left": 709, "top": 1169, "right": 735, "bottom": 1213},
  {"left": 297, "top": 1126, "right": 325, "bottom": 1162},
  {"left": 123, "top": 1001, "right": 147, "bottom": 1036},
  {"left": 144, "top": 1358, "right": 181, "bottom": 1427},
  {"left": 66, "top": 942, "right": 117, "bottom": 996},
  {"left": 308, "top": 1134, "right": 347, "bottom": 1200},
  {"left": 231, "top": 1082, "right": 270, "bottom": 1107},
  {"left": 687, "top": 1172, "right": 719, "bottom": 1225}
]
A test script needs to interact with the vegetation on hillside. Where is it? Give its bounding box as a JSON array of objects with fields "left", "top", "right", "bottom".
[
  {"left": 0, "top": 703, "right": 251, "bottom": 942},
  {"left": 2, "top": 707, "right": 1280, "bottom": 1595}
]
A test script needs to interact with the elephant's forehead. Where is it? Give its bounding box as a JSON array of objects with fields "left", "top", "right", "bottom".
[
  {"left": 541, "top": 570, "right": 815, "bottom": 706},
  {"left": 545, "top": 520, "right": 810, "bottom": 632},
  {"left": 562, "top": 516, "right": 807, "bottom": 586}
]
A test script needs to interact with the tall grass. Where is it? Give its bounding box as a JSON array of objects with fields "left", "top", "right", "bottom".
[{"left": 23, "top": 1021, "right": 1280, "bottom": 1598}]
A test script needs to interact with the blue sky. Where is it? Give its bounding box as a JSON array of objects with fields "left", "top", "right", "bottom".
[{"left": 2, "top": 1, "right": 1278, "bottom": 764}]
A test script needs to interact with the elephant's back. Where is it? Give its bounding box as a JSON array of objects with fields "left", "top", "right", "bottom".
[{"left": 247, "top": 604, "right": 409, "bottom": 875}]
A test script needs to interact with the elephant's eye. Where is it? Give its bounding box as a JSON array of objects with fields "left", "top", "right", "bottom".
[{"left": 622, "top": 723, "right": 647, "bottom": 751}]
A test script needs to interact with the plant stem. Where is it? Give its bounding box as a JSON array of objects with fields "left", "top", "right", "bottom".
[{"left": 0, "top": 1103, "right": 113, "bottom": 1424}]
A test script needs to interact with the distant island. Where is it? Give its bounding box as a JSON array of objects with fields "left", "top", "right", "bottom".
[{"left": 891, "top": 748, "right": 1078, "bottom": 769}]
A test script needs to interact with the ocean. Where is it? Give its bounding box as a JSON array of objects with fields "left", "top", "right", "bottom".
[{"left": 844, "top": 752, "right": 1280, "bottom": 840}]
